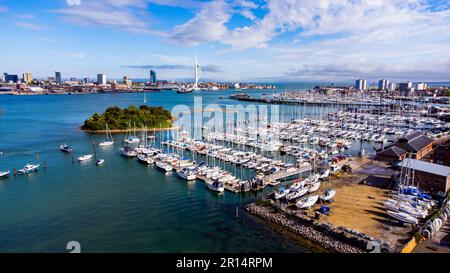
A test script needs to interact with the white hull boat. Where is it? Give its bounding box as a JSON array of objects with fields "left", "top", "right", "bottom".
[
  {"left": 387, "top": 210, "right": 418, "bottom": 225},
  {"left": 296, "top": 195, "right": 319, "bottom": 209},
  {"left": 274, "top": 188, "right": 290, "bottom": 200},
  {"left": 156, "top": 161, "right": 172, "bottom": 172},
  {"left": 17, "top": 164, "right": 40, "bottom": 174},
  {"left": 206, "top": 180, "right": 225, "bottom": 193},
  {"left": 308, "top": 181, "right": 321, "bottom": 193},
  {"left": 286, "top": 187, "right": 308, "bottom": 201},
  {"left": 78, "top": 154, "right": 93, "bottom": 161},
  {"left": 320, "top": 189, "right": 336, "bottom": 201},
  {"left": 0, "top": 170, "right": 10, "bottom": 179},
  {"left": 177, "top": 169, "right": 196, "bottom": 181}
]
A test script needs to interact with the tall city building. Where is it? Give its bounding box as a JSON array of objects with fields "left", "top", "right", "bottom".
[
  {"left": 97, "top": 74, "right": 106, "bottom": 85},
  {"left": 3, "top": 73, "right": 19, "bottom": 83},
  {"left": 399, "top": 82, "right": 414, "bottom": 97},
  {"left": 355, "top": 79, "right": 367, "bottom": 90},
  {"left": 149, "top": 70, "right": 157, "bottom": 84},
  {"left": 22, "top": 73, "right": 33, "bottom": 83},
  {"left": 55, "top": 72, "right": 62, "bottom": 83},
  {"left": 388, "top": 82, "right": 396, "bottom": 92},
  {"left": 416, "top": 82, "right": 428, "bottom": 91},
  {"left": 378, "top": 79, "right": 389, "bottom": 91}
]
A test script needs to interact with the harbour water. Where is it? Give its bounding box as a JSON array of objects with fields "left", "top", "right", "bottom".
[{"left": 0, "top": 89, "right": 335, "bottom": 253}]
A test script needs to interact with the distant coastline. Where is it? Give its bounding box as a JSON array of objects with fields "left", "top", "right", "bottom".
[{"left": 81, "top": 126, "right": 180, "bottom": 134}]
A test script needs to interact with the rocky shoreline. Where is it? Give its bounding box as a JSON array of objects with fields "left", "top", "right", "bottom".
[{"left": 246, "top": 203, "right": 389, "bottom": 253}]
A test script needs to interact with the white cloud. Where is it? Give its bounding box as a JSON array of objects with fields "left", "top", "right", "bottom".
[
  {"left": 0, "top": 6, "right": 9, "bottom": 13},
  {"left": 49, "top": 50, "right": 86, "bottom": 59},
  {"left": 168, "top": 0, "right": 231, "bottom": 46},
  {"left": 14, "top": 21, "right": 45, "bottom": 30}
]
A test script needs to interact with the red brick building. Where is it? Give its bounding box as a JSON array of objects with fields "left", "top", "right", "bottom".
[{"left": 398, "top": 159, "right": 450, "bottom": 193}]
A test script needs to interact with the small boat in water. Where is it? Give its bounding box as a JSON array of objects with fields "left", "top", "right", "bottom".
[
  {"left": 296, "top": 195, "right": 319, "bottom": 209},
  {"left": 124, "top": 136, "right": 140, "bottom": 144},
  {"left": 206, "top": 180, "right": 225, "bottom": 193},
  {"left": 96, "top": 159, "right": 105, "bottom": 166},
  {"left": 156, "top": 161, "right": 172, "bottom": 172},
  {"left": 78, "top": 154, "right": 93, "bottom": 161},
  {"left": 17, "top": 164, "right": 40, "bottom": 174},
  {"left": 137, "top": 154, "right": 154, "bottom": 165},
  {"left": 99, "top": 125, "right": 114, "bottom": 147},
  {"left": 0, "top": 170, "right": 10, "bottom": 179},
  {"left": 60, "top": 144, "right": 73, "bottom": 153},
  {"left": 120, "top": 147, "right": 137, "bottom": 157}
]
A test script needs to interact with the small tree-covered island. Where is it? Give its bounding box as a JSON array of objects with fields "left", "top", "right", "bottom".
[{"left": 81, "top": 105, "right": 173, "bottom": 131}]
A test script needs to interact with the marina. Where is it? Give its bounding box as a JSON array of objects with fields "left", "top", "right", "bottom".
[{"left": 0, "top": 89, "right": 449, "bottom": 253}]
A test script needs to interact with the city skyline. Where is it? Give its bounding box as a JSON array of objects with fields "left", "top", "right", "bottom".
[{"left": 1, "top": 0, "right": 450, "bottom": 82}]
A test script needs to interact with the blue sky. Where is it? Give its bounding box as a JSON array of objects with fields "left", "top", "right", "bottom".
[{"left": 1, "top": 0, "right": 450, "bottom": 82}]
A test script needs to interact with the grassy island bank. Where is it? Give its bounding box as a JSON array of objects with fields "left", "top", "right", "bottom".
[{"left": 81, "top": 105, "right": 173, "bottom": 132}]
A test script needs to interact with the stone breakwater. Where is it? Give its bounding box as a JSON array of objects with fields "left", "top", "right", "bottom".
[{"left": 246, "top": 203, "right": 395, "bottom": 253}]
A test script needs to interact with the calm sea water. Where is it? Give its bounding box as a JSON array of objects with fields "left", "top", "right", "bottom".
[{"left": 0, "top": 89, "right": 342, "bottom": 253}]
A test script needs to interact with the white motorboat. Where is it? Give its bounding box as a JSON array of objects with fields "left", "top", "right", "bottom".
[
  {"left": 17, "top": 164, "right": 40, "bottom": 174},
  {"left": 96, "top": 159, "right": 105, "bottom": 166},
  {"left": 177, "top": 168, "right": 196, "bottom": 181},
  {"left": 60, "top": 144, "right": 73, "bottom": 153},
  {"left": 320, "top": 189, "right": 336, "bottom": 201},
  {"left": 0, "top": 170, "right": 10, "bottom": 179},
  {"left": 296, "top": 195, "right": 319, "bottom": 209},
  {"left": 206, "top": 180, "right": 225, "bottom": 193},
  {"left": 156, "top": 161, "right": 172, "bottom": 172},
  {"left": 78, "top": 154, "right": 93, "bottom": 161},
  {"left": 387, "top": 210, "right": 418, "bottom": 225}
]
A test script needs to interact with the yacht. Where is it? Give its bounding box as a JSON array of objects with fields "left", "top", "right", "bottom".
[
  {"left": 206, "top": 180, "right": 225, "bottom": 193},
  {"left": 137, "top": 154, "right": 154, "bottom": 165},
  {"left": 308, "top": 181, "right": 321, "bottom": 193},
  {"left": 124, "top": 136, "right": 140, "bottom": 144},
  {"left": 387, "top": 210, "right": 418, "bottom": 225},
  {"left": 156, "top": 161, "right": 173, "bottom": 172},
  {"left": 286, "top": 187, "right": 308, "bottom": 201},
  {"left": 0, "top": 170, "right": 10, "bottom": 179},
  {"left": 274, "top": 187, "right": 290, "bottom": 199},
  {"left": 177, "top": 168, "right": 196, "bottom": 181},
  {"left": 120, "top": 147, "right": 137, "bottom": 157},
  {"left": 78, "top": 154, "right": 93, "bottom": 161},
  {"left": 17, "top": 164, "right": 40, "bottom": 174},
  {"left": 296, "top": 195, "right": 319, "bottom": 209},
  {"left": 99, "top": 125, "right": 114, "bottom": 147}
]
